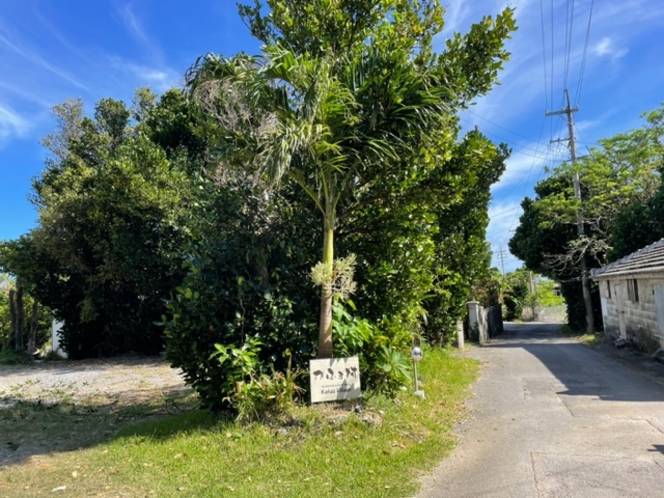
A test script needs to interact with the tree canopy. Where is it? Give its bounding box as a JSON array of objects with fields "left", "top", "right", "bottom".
[
  {"left": 3, "top": 1, "right": 515, "bottom": 411},
  {"left": 510, "top": 103, "right": 664, "bottom": 331},
  {"left": 184, "top": 0, "right": 515, "bottom": 357},
  {"left": 1, "top": 90, "right": 201, "bottom": 357}
]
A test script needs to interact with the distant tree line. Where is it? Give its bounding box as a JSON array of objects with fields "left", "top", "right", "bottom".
[{"left": 509, "top": 104, "right": 664, "bottom": 332}]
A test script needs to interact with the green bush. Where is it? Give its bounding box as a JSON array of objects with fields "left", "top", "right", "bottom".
[
  {"left": 332, "top": 301, "right": 412, "bottom": 398},
  {"left": 230, "top": 361, "right": 304, "bottom": 423},
  {"left": 0, "top": 348, "right": 33, "bottom": 365},
  {"left": 163, "top": 265, "right": 316, "bottom": 412},
  {"left": 162, "top": 179, "right": 319, "bottom": 412}
]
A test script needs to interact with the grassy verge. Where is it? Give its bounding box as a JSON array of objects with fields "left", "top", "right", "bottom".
[
  {"left": 1, "top": 348, "right": 479, "bottom": 498},
  {"left": 560, "top": 324, "right": 603, "bottom": 346},
  {"left": 0, "top": 349, "right": 33, "bottom": 365}
]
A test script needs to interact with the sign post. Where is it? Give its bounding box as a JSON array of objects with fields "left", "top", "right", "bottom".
[{"left": 309, "top": 356, "right": 361, "bottom": 403}]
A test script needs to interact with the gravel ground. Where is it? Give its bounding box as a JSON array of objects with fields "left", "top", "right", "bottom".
[
  {"left": 0, "top": 357, "right": 196, "bottom": 466},
  {"left": 0, "top": 357, "right": 192, "bottom": 408}
]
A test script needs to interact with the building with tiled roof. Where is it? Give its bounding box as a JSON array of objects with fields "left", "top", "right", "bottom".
[{"left": 591, "top": 239, "right": 664, "bottom": 352}]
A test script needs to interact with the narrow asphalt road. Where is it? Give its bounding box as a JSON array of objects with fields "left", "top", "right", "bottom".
[{"left": 416, "top": 322, "right": 664, "bottom": 498}]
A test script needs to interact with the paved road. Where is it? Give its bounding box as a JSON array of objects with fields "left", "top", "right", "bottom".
[{"left": 417, "top": 322, "right": 664, "bottom": 498}]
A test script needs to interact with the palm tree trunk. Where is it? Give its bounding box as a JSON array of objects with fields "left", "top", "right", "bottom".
[{"left": 317, "top": 220, "right": 334, "bottom": 359}]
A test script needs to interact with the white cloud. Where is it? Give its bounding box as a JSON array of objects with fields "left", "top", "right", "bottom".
[
  {"left": 0, "top": 81, "right": 53, "bottom": 108},
  {"left": 491, "top": 139, "right": 568, "bottom": 193},
  {"left": 115, "top": 2, "right": 164, "bottom": 64},
  {"left": 440, "top": 0, "right": 472, "bottom": 36},
  {"left": 593, "top": 37, "right": 628, "bottom": 60},
  {"left": 489, "top": 201, "right": 522, "bottom": 230},
  {"left": 0, "top": 31, "right": 88, "bottom": 91},
  {"left": 110, "top": 3, "right": 179, "bottom": 92},
  {"left": 117, "top": 3, "right": 149, "bottom": 45},
  {"left": 594, "top": 37, "right": 611, "bottom": 56},
  {"left": 0, "top": 103, "right": 30, "bottom": 141},
  {"left": 109, "top": 58, "right": 180, "bottom": 92},
  {"left": 496, "top": 151, "right": 544, "bottom": 189}
]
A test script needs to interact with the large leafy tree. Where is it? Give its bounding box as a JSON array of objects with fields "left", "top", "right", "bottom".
[
  {"left": 424, "top": 132, "right": 509, "bottom": 341},
  {"left": 187, "top": 45, "right": 449, "bottom": 358},
  {"left": 605, "top": 105, "right": 664, "bottom": 259},
  {"left": 3, "top": 91, "right": 200, "bottom": 358},
  {"left": 188, "top": 0, "right": 516, "bottom": 357}
]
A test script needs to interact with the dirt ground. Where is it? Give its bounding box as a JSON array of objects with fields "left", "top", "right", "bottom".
[{"left": 0, "top": 357, "right": 196, "bottom": 466}]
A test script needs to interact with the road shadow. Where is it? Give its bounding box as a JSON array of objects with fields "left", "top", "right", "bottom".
[{"left": 482, "top": 322, "right": 664, "bottom": 403}]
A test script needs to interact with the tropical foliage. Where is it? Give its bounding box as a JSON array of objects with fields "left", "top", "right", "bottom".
[{"left": 2, "top": 1, "right": 514, "bottom": 411}]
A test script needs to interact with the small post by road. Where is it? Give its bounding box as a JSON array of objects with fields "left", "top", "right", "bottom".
[{"left": 411, "top": 336, "right": 424, "bottom": 398}]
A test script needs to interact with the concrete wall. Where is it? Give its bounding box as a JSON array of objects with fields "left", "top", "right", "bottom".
[
  {"left": 468, "top": 302, "right": 503, "bottom": 344},
  {"left": 51, "top": 319, "right": 67, "bottom": 358},
  {"left": 599, "top": 277, "right": 663, "bottom": 353}
]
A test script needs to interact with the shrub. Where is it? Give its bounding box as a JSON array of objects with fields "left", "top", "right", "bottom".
[
  {"left": 230, "top": 361, "right": 304, "bottom": 423},
  {"left": 162, "top": 179, "right": 319, "bottom": 412},
  {"left": 332, "top": 301, "right": 412, "bottom": 398}
]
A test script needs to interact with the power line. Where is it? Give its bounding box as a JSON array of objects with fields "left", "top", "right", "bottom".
[
  {"left": 550, "top": 0, "right": 555, "bottom": 109},
  {"left": 574, "top": 0, "right": 595, "bottom": 106},
  {"left": 563, "top": 0, "right": 576, "bottom": 91},
  {"left": 539, "top": 0, "right": 550, "bottom": 112},
  {"left": 463, "top": 109, "right": 554, "bottom": 147},
  {"left": 489, "top": 119, "right": 551, "bottom": 212}
]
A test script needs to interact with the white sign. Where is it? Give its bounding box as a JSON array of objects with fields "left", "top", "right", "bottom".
[{"left": 309, "top": 356, "right": 361, "bottom": 403}]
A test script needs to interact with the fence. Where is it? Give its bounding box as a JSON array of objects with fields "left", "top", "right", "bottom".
[{"left": 467, "top": 302, "right": 504, "bottom": 344}]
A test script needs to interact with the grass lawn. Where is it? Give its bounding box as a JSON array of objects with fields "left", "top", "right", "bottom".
[{"left": 0, "top": 348, "right": 479, "bottom": 497}]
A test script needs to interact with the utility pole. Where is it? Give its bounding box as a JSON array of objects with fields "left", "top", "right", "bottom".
[
  {"left": 528, "top": 270, "right": 537, "bottom": 320},
  {"left": 546, "top": 89, "right": 595, "bottom": 334},
  {"left": 497, "top": 246, "right": 507, "bottom": 276},
  {"left": 497, "top": 246, "right": 507, "bottom": 305}
]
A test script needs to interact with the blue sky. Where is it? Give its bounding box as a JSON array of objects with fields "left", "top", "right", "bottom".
[{"left": 1, "top": 1, "right": 663, "bottom": 273}]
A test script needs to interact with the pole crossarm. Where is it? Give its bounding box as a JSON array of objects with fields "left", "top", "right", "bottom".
[{"left": 545, "top": 105, "right": 578, "bottom": 117}]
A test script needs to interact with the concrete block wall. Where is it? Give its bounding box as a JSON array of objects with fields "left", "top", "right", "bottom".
[
  {"left": 600, "top": 277, "right": 663, "bottom": 353},
  {"left": 602, "top": 300, "right": 620, "bottom": 339}
]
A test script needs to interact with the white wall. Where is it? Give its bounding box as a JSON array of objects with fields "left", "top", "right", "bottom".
[{"left": 51, "top": 319, "right": 67, "bottom": 358}]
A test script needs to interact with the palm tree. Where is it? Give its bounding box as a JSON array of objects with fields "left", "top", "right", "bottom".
[{"left": 186, "top": 43, "right": 448, "bottom": 358}]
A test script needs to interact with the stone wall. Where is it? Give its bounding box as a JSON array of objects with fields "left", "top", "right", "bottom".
[{"left": 599, "top": 277, "right": 663, "bottom": 353}]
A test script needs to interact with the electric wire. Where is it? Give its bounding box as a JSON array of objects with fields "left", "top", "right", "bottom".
[
  {"left": 574, "top": 0, "right": 595, "bottom": 105},
  {"left": 462, "top": 110, "right": 553, "bottom": 150},
  {"left": 540, "top": 0, "right": 550, "bottom": 111},
  {"left": 490, "top": 117, "right": 549, "bottom": 212},
  {"left": 550, "top": 0, "right": 555, "bottom": 109},
  {"left": 493, "top": 0, "right": 599, "bottom": 267},
  {"left": 563, "top": 0, "right": 576, "bottom": 92}
]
